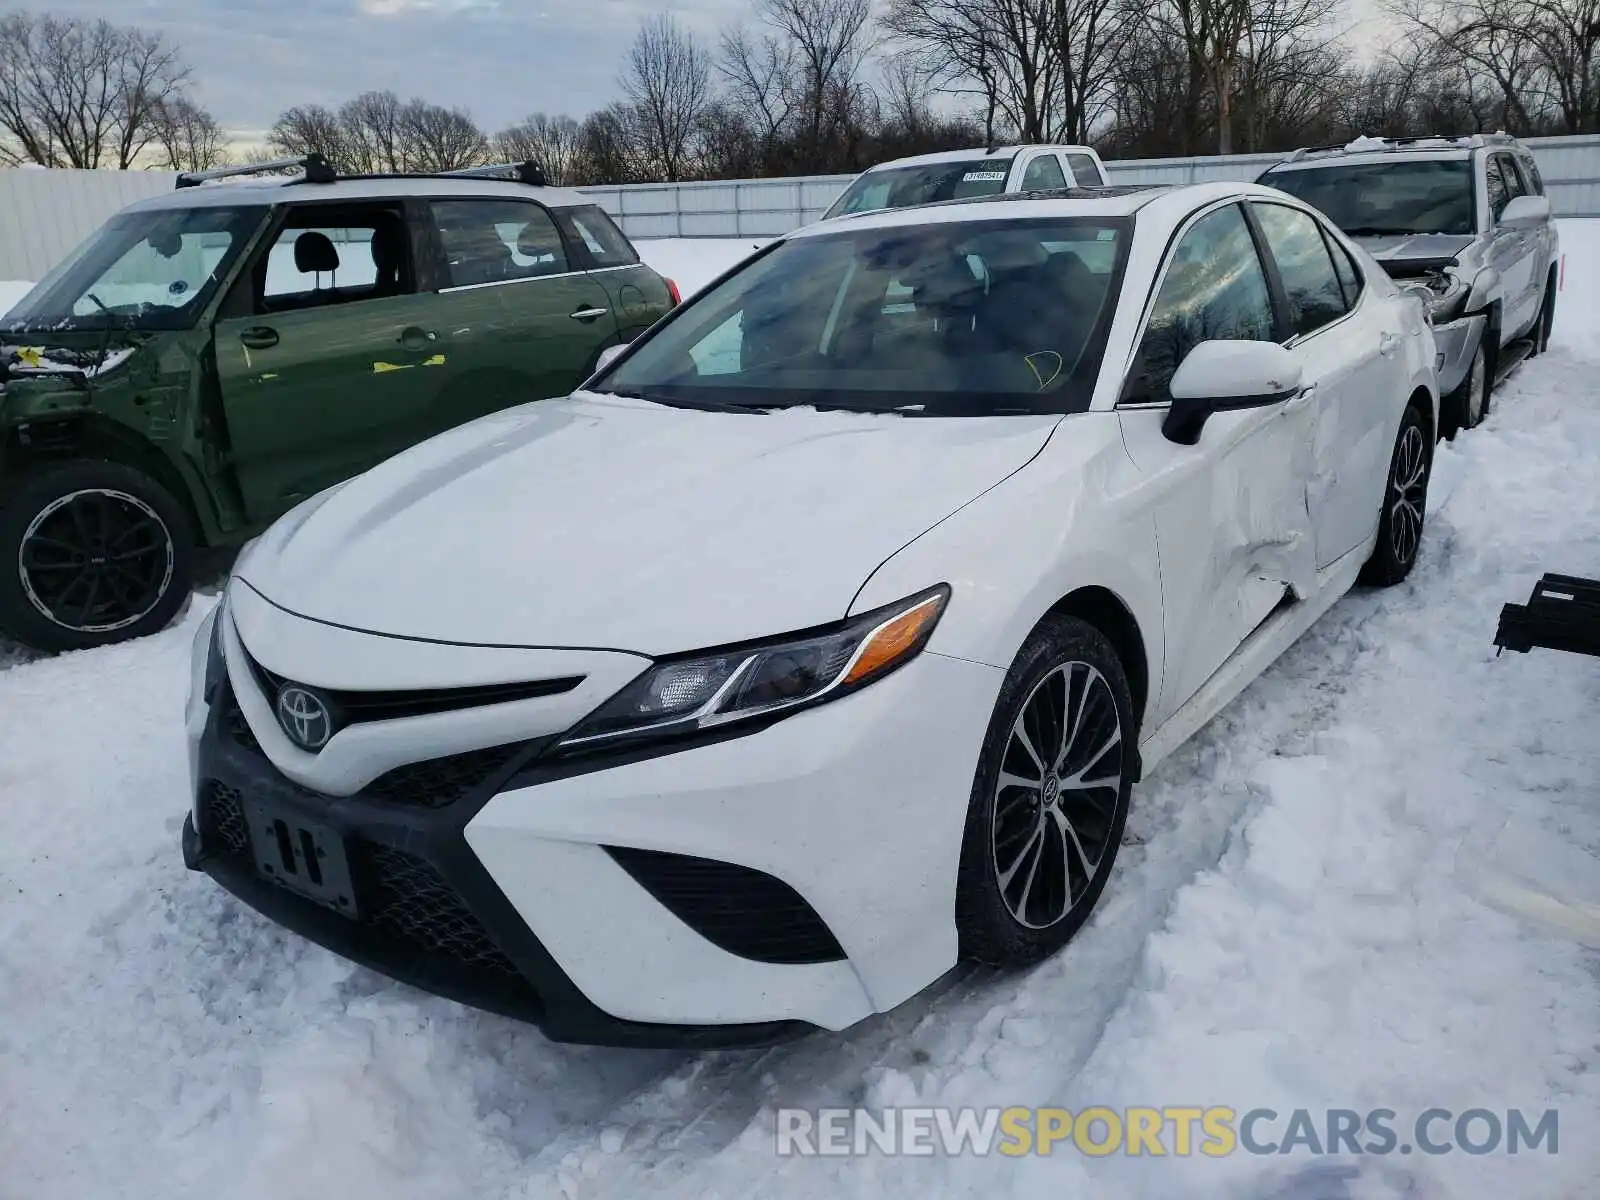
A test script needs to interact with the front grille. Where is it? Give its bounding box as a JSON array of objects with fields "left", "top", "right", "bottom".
[
  {"left": 220, "top": 680, "right": 523, "bottom": 810},
  {"left": 239, "top": 643, "right": 582, "bottom": 724},
  {"left": 604, "top": 846, "right": 846, "bottom": 965},
  {"left": 351, "top": 842, "right": 522, "bottom": 976},
  {"left": 221, "top": 688, "right": 259, "bottom": 752}
]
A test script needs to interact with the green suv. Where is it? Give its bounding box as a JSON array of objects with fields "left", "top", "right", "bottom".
[{"left": 0, "top": 156, "right": 677, "bottom": 652}]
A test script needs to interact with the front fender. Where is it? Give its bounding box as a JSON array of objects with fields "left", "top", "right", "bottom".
[{"left": 849, "top": 415, "right": 1165, "bottom": 727}]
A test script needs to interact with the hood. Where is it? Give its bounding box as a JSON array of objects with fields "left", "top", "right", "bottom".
[
  {"left": 0, "top": 329, "right": 140, "bottom": 384},
  {"left": 1349, "top": 232, "right": 1477, "bottom": 278},
  {"left": 237, "top": 392, "right": 1061, "bottom": 653}
]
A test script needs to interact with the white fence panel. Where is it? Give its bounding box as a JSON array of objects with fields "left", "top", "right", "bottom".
[{"left": 3, "top": 134, "right": 1599, "bottom": 280}]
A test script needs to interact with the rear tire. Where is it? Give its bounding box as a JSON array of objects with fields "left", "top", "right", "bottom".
[
  {"left": 0, "top": 459, "right": 194, "bottom": 652},
  {"left": 1360, "top": 402, "right": 1431, "bottom": 588},
  {"left": 955, "top": 615, "right": 1136, "bottom": 968}
]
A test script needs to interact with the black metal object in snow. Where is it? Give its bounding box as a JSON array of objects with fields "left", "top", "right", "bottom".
[{"left": 1494, "top": 573, "right": 1600, "bottom": 660}]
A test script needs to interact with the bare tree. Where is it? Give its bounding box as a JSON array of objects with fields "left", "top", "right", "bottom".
[
  {"left": 1392, "top": 0, "right": 1543, "bottom": 130},
  {"left": 400, "top": 99, "right": 486, "bottom": 170},
  {"left": 269, "top": 104, "right": 347, "bottom": 166},
  {"left": 620, "top": 14, "right": 712, "bottom": 181},
  {"left": 883, "top": 0, "right": 1058, "bottom": 143},
  {"left": 151, "top": 95, "right": 226, "bottom": 171},
  {"left": 718, "top": 25, "right": 800, "bottom": 167},
  {"left": 0, "top": 12, "right": 190, "bottom": 168},
  {"left": 339, "top": 89, "right": 408, "bottom": 173},
  {"left": 762, "top": 0, "right": 876, "bottom": 163},
  {"left": 878, "top": 53, "right": 939, "bottom": 133},
  {"left": 1051, "top": 0, "right": 1125, "bottom": 141},
  {"left": 1166, "top": 0, "right": 1256, "bottom": 153},
  {"left": 573, "top": 103, "right": 639, "bottom": 184},
  {"left": 495, "top": 112, "right": 583, "bottom": 182}
]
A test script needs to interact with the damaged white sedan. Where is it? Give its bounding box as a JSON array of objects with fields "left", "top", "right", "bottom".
[{"left": 181, "top": 180, "right": 1439, "bottom": 1046}]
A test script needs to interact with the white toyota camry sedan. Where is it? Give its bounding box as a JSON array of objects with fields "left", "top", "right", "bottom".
[{"left": 181, "top": 180, "right": 1439, "bottom": 1047}]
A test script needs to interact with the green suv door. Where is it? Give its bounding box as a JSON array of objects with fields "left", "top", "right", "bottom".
[
  {"left": 212, "top": 199, "right": 446, "bottom": 519},
  {"left": 418, "top": 197, "right": 620, "bottom": 435}
]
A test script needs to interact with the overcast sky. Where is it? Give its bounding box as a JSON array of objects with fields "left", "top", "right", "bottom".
[
  {"left": 31, "top": 0, "right": 750, "bottom": 142},
  {"left": 30, "top": 0, "right": 1390, "bottom": 144}
]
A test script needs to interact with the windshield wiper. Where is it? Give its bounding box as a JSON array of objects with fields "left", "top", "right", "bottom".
[{"left": 595, "top": 387, "right": 768, "bottom": 415}]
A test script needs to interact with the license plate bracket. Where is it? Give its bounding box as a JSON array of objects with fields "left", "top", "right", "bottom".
[{"left": 244, "top": 801, "right": 359, "bottom": 918}]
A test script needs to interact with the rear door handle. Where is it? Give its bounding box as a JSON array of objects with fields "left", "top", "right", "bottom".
[
  {"left": 1379, "top": 332, "right": 1400, "bottom": 357},
  {"left": 569, "top": 307, "right": 609, "bottom": 322},
  {"left": 399, "top": 326, "right": 437, "bottom": 350},
  {"left": 240, "top": 327, "right": 278, "bottom": 350}
]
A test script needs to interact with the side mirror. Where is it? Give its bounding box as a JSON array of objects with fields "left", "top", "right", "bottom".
[
  {"left": 1499, "top": 194, "right": 1550, "bottom": 228},
  {"left": 1161, "top": 340, "right": 1303, "bottom": 446},
  {"left": 594, "top": 343, "right": 628, "bottom": 374}
]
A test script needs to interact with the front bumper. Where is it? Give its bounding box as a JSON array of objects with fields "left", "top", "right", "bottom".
[
  {"left": 182, "top": 613, "right": 1002, "bottom": 1046},
  {"left": 1430, "top": 310, "right": 1487, "bottom": 396}
]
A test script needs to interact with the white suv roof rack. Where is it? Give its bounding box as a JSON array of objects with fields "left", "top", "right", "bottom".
[{"left": 1278, "top": 131, "right": 1517, "bottom": 164}]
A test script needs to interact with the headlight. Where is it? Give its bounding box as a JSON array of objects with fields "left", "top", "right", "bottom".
[
  {"left": 557, "top": 584, "right": 951, "bottom": 753},
  {"left": 1417, "top": 267, "right": 1468, "bottom": 322}
]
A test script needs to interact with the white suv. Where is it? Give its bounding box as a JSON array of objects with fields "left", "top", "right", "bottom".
[
  {"left": 1258, "top": 133, "right": 1561, "bottom": 437},
  {"left": 821, "top": 144, "right": 1110, "bottom": 220}
]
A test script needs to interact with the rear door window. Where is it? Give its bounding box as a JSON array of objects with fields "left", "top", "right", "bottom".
[
  {"left": 1066, "top": 153, "right": 1104, "bottom": 186},
  {"left": 1251, "top": 202, "right": 1350, "bottom": 336},
  {"left": 431, "top": 199, "right": 569, "bottom": 287}
]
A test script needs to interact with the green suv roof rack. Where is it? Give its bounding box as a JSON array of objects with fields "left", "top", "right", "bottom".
[{"left": 175, "top": 154, "right": 549, "bottom": 190}]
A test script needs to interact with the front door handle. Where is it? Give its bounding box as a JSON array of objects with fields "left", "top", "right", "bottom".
[
  {"left": 1379, "top": 332, "right": 1400, "bottom": 357},
  {"left": 1283, "top": 383, "right": 1317, "bottom": 412},
  {"left": 398, "top": 326, "right": 437, "bottom": 351},
  {"left": 569, "top": 306, "right": 609, "bottom": 322},
  {"left": 240, "top": 327, "right": 278, "bottom": 350}
]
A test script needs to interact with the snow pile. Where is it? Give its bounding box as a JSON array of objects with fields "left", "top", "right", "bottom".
[
  {"left": 0, "top": 279, "right": 34, "bottom": 315},
  {"left": 2, "top": 225, "right": 1599, "bottom": 1200}
]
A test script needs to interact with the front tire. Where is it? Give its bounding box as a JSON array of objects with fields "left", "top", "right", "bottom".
[
  {"left": 0, "top": 460, "right": 194, "bottom": 652},
  {"left": 955, "top": 615, "right": 1136, "bottom": 967},
  {"left": 1444, "top": 341, "right": 1489, "bottom": 438},
  {"left": 1530, "top": 273, "right": 1556, "bottom": 356},
  {"left": 1359, "top": 402, "right": 1431, "bottom": 588}
]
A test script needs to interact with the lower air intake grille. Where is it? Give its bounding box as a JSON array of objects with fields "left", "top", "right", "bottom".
[
  {"left": 352, "top": 841, "right": 522, "bottom": 976},
  {"left": 363, "top": 744, "right": 521, "bottom": 809},
  {"left": 200, "top": 779, "right": 250, "bottom": 857},
  {"left": 603, "top": 846, "right": 846, "bottom": 965}
]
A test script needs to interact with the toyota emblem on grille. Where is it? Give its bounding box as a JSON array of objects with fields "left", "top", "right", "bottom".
[{"left": 275, "top": 684, "right": 334, "bottom": 751}]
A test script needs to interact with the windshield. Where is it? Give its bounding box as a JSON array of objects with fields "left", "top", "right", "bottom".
[
  {"left": 593, "top": 216, "right": 1130, "bottom": 417},
  {"left": 1259, "top": 159, "right": 1476, "bottom": 236},
  {"left": 823, "top": 159, "right": 1016, "bottom": 219},
  {"left": 3, "top": 205, "right": 266, "bottom": 333}
]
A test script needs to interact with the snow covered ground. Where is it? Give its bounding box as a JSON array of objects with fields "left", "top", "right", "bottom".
[{"left": 3, "top": 226, "right": 1599, "bottom": 1200}]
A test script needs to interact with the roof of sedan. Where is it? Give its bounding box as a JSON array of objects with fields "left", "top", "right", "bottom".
[
  {"left": 865, "top": 145, "right": 1097, "bottom": 169},
  {"left": 792, "top": 180, "right": 1279, "bottom": 236},
  {"left": 120, "top": 175, "right": 593, "bottom": 213}
]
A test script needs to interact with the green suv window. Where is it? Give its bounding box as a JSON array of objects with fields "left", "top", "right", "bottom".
[{"left": 434, "top": 199, "right": 569, "bottom": 287}]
